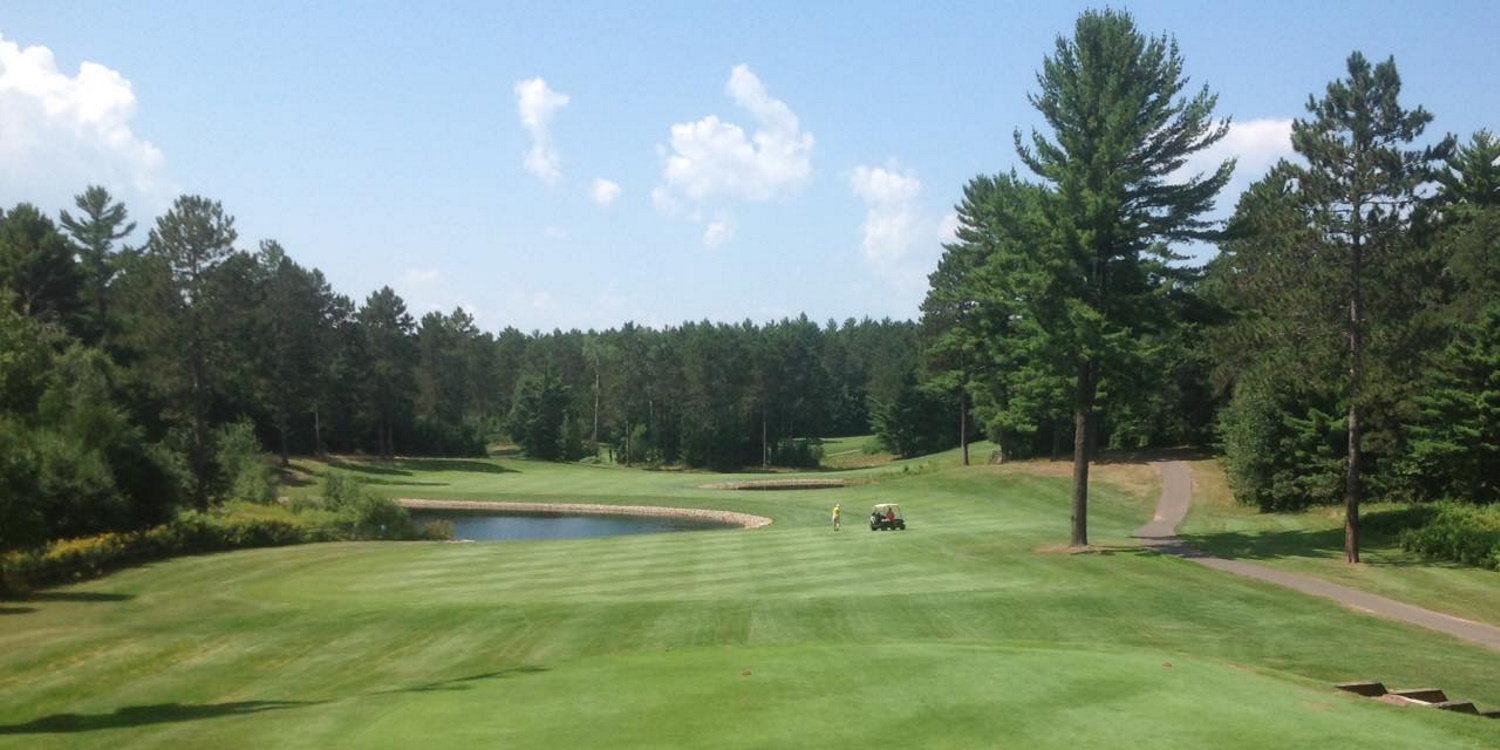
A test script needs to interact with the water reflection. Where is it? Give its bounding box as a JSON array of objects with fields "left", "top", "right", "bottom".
[{"left": 409, "top": 510, "right": 736, "bottom": 542}]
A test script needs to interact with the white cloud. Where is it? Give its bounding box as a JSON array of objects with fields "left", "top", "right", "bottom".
[
  {"left": 652, "top": 65, "right": 812, "bottom": 247},
  {"left": 937, "top": 211, "right": 960, "bottom": 245},
  {"left": 0, "top": 34, "right": 173, "bottom": 217},
  {"left": 589, "top": 177, "right": 621, "bottom": 208},
  {"left": 703, "top": 218, "right": 734, "bottom": 248},
  {"left": 850, "top": 163, "right": 946, "bottom": 303},
  {"left": 1180, "top": 118, "right": 1295, "bottom": 204},
  {"left": 514, "top": 77, "right": 570, "bottom": 185},
  {"left": 658, "top": 65, "right": 813, "bottom": 203},
  {"left": 851, "top": 165, "right": 924, "bottom": 264}
]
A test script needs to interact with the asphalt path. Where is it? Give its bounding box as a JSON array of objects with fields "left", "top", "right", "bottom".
[{"left": 1137, "top": 461, "right": 1500, "bottom": 654}]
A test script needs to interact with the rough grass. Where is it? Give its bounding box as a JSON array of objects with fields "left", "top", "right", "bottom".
[
  {"left": 1178, "top": 458, "right": 1500, "bottom": 628},
  {"left": 2, "top": 448, "right": 1498, "bottom": 748}
]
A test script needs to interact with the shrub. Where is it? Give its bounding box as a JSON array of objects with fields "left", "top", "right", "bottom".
[
  {"left": 217, "top": 419, "right": 277, "bottom": 503},
  {"left": 420, "top": 520, "right": 455, "bottom": 541},
  {"left": 1399, "top": 503, "right": 1500, "bottom": 569},
  {"left": 0, "top": 512, "right": 332, "bottom": 596},
  {"left": 771, "top": 438, "right": 823, "bottom": 469},
  {"left": 318, "top": 473, "right": 415, "bottom": 540}
]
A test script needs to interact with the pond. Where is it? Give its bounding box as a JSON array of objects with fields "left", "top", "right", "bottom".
[{"left": 408, "top": 510, "right": 740, "bottom": 542}]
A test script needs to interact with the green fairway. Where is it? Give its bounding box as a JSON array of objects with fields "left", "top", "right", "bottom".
[{"left": 3, "top": 449, "right": 1498, "bottom": 748}]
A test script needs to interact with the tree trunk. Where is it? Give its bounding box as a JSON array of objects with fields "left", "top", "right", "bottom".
[
  {"left": 313, "top": 403, "right": 323, "bottom": 456},
  {"left": 277, "top": 414, "right": 290, "bottom": 468},
  {"left": 959, "top": 386, "right": 970, "bottom": 467},
  {"left": 1070, "top": 361, "right": 1096, "bottom": 547},
  {"left": 592, "top": 367, "right": 600, "bottom": 457},
  {"left": 1345, "top": 231, "right": 1364, "bottom": 563},
  {"left": 761, "top": 406, "right": 769, "bottom": 469}
]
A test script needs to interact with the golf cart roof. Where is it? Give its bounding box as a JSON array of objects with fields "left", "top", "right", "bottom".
[{"left": 872, "top": 503, "right": 902, "bottom": 513}]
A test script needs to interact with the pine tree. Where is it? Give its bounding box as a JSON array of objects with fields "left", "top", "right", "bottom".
[
  {"left": 59, "top": 186, "right": 136, "bottom": 344},
  {"left": 1289, "top": 52, "right": 1453, "bottom": 562},
  {"left": 1014, "top": 9, "right": 1232, "bottom": 546}
]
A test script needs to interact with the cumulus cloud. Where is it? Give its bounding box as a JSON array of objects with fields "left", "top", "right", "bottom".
[
  {"left": 658, "top": 65, "right": 813, "bottom": 203},
  {"left": 851, "top": 165, "right": 923, "bottom": 265},
  {"left": 936, "top": 211, "right": 961, "bottom": 245},
  {"left": 1180, "top": 118, "right": 1296, "bottom": 204},
  {"left": 0, "top": 34, "right": 173, "bottom": 216},
  {"left": 589, "top": 177, "right": 621, "bottom": 208},
  {"left": 850, "top": 163, "right": 947, "bottom": 303},
  {"left": 703, "top": 218, "right": 734, "bottom": 248},
  {"left": 514, "top": 77, "right": 570, "bottom": 185},
  {"left": 653, "top": 65, "right": 813, "bottom": 248}
]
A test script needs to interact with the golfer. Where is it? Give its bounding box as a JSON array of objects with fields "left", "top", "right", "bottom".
[{"left": 832, "top": 504, "right": 841, "bottom": 532}]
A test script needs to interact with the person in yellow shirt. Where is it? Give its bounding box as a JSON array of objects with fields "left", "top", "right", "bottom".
[{"left": 832, "top": 503, "right": 841, "bottom": 532}]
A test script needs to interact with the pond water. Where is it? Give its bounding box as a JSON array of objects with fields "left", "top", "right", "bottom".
[{"left": 408, "top": 510, "right": 738, "bottom": 542}]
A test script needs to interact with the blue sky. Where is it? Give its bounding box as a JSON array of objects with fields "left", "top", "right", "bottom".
[{"left": 3, "top": 1, "right": 1496, "bottom": 332}]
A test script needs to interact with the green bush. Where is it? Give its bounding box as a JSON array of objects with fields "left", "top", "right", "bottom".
[
  {"left": 0, "top": 512, "right": 333, "bottom": 596},
  {"left": 1399, "top": 503, "right": 1500, "bottom": 569},
  {"left": 217, "top": 419, "right": 277, "bottom": 503},
  {"left": 318, "top": 473, "right": 416, "bottom": 540}
]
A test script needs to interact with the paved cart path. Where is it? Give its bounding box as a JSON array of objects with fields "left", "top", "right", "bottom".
[{"left": 1137, "top": 461, "right": 1500, "bottom": 654}]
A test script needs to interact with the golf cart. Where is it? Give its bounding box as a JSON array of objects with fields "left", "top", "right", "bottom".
[{"left": 869, "top": 503, "right": 906, "bottom": 531}]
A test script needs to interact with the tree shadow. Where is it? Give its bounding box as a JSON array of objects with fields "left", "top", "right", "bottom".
[
  {"left": 325, "top": 459, "right": 412, "bottom": 477},
  {"left": 396, "top": 459, "right": 515, "bottom": 475},
  {"left": 370, "top": 666, "right": 550, "bottom": 695},
  {"left": 1174, "top": 528, "right": 1348, "bottom": 562},
  {"left": 1174, "top": 513, "right": 1440, "bottom": 567},
  {"left": 0, "top": 606, "right": 35, "bottom": 615},
  {"left": 1094, "top": 447, "right": 1216, "bottom": 465},
  {"left": 0, "top": 700, "right": 321, "bottom": 735},
  {"left": 24, "top": 592, "right": 134, "bottom": 603}
]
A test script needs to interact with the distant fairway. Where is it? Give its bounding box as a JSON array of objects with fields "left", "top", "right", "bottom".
[{"left": 2, "top": 446, "right": 1497, "bottom": 748}]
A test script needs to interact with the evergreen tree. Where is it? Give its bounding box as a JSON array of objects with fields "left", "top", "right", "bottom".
[
  {"left": 142, "top": 195, "right": 239, "bottom": 508},
  {"left": 1288, "top": 52, "right": 1453, "bottom": 562},
  {"left": 358, "top": 287, "right": 417, "bottom": 459},
  {"left": 59, "top": 186, "right": 136, "bottom": 344},
  {"left": 1013, "top": 9, "right": 1232, "bottom": 545},
  {"left": 0, "top": 203, "right": 84, "bottom": 325}
]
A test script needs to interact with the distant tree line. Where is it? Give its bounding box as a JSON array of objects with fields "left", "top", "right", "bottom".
[{"left": 0, "top": 193, "right": 923, "bottom": 548}]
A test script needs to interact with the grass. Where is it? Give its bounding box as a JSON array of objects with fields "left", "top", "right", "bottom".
[
  {"left": 1178, "top": 458, "right": 1500, "bottom": 627},
  {"left": 2, "top": 446, "right": 1498, "bottom": 748}
]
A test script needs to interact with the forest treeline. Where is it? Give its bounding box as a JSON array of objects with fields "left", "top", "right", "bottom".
[{"left": 0, "top": 190, "right": 923, "bottom": 548}]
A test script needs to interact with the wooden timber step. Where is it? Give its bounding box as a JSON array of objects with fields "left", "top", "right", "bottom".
[
  {"left": 1335, "top": 681, "right": 1387, "bottom": 697},
  {"left": 1389, "top": 688, "right": 1447, "bottom": 703},
  {"left": 1432, "top": 700, "right": 1479, "bottom": 715}
]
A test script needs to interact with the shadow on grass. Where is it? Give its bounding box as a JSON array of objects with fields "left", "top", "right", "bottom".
[
  {"left": 1093, "top": 447, "right": 1216, "bottom": 465},
  {"left": 324, "top": 458, "right": 515, "bottom": 478},
  {"left": 371, "top": 666, "right": 550, "bottom": 695},
  {"left": 0, "top": 669, "right": 549, "bottom": 735},
  {"left": 0, "top": 700, "right": 322, "bottom": 735},
  {"left": 0, "top": 606, "right": 35, "bottom": 615},
  {"left": 399, "top": 459, "right": 514, "bottom": 475},
  {"left": 1175, "top": 506, "right": 1433, "bottom": 566},
  {"left": 24, "top": 591, "right": 133, "bottom": 603}
]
